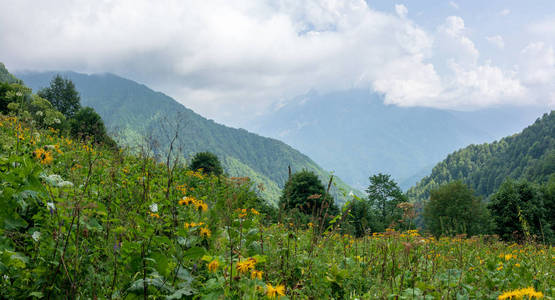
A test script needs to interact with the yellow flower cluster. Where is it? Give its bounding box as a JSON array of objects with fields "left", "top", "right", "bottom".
[
  {"left": 236, "top": 257, "right": 258, "bottom": 274},
  {"left": 235, "top": 208, "right": 260, "bottom": 219},
  {"left": 179, "top": 196, "right": 208, "bottom": 212},
  {"left": 33, "top": 148, "right": 53, "bottom": 165},
  {"left": 199, "top": 227, "right": 211, "bottom": 238},
  {"left": 184, "top": 222, "right": 205, "bottom": 229},
  {"left": 149, "top": 212, "right": 160, "bottom": 218},
  {"left": 266, "top": 283, "right": 285, "bottom": 299},
  {"left": 176, "top": 184, "right": 188, "bottom": 194},
  {"left": 208, "top": 259, "right": 219, "bottom": 272},
  {"left": 186, "top": 170, "right": 205, "bottom": 179},
  {"left": 498, "top": 287, "right": 544, "bottom": 299}
]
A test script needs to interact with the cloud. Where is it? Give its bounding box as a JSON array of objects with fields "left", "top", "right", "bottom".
[
  {"left": 0, "top": 1, "right": 551, "bottom": 125},
  {"left": 486, "top": 35, "right": 505, "bottom": 49},
  {"left": 449, "top": 2, "right": 459, "bottom": 9},
  {"left": 499, "top": 9, "right": 510, "bottom": 16},
  {"left": 395, "top": 4, "right": 408, "bottom": 18}
]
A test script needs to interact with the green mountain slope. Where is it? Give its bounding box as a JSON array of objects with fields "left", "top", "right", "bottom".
[
  {"left": 0, "top": 63, "right": 22, "bottom": 84},
  {"left": 407, "top": 111, "right": 555, "bottom": 202},
  {"left": 17, "top": 71, "right": 359, "bottom": 204}
]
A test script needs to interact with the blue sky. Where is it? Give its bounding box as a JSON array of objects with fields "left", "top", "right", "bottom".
[{"left": 0, "top": 0, "right": 553, "bottom": 125}]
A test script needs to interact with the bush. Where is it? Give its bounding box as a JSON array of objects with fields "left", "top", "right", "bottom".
[
  {"left": 424, "top": 181, "right": 489, "bottom": 237},
  {"left": 70, "top": 107, "right": 116, "bottom": 147},
  {"left": 189, "top": 152, "right": 223, "bottom": 176}
]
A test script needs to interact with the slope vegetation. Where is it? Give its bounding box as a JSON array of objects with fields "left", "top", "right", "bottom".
[
  {"left": 18, "top": 71, "right": 358, "bottom": 204},
  {"left": 408, "top": 111, "right": 555, "bottom": 202}
]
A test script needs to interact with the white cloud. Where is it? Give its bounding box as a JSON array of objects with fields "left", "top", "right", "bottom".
[
  {"left": 486, "top": 35, "right": 505, "bottom": 49},
  {"left": 520, "top": 42, "right": 555, "bottom": 85},
  {"left": 499, "top": 9, "right": 510, "bottom": 16},
  {"left": 395, "top": 4, "right": 408, "bottom": 18},
  {"left": 449, "top": 1, "right": 459, "bottom": 9},
  {"left": 0, "top": 1, "right": 551, "bottom": 124}
]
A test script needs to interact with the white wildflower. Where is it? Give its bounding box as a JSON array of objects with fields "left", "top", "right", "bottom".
[
  {"left": 46, "top": 202, "right": 56, "bottom": 210},
  {"left": 53, "top": 118, "right": 61, "bottom": 124},
  {"left": 32, "top": 231, "right": 41, "bottom": 242},
  {"left": 149, "top": 203, "right": 158, "bottom": 213},
  {"left": 36, "top": 111, "right": 43, "bottom": 117}
]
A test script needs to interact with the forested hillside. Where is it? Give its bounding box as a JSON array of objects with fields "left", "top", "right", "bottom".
[
  {"left": 0, "top": 63, "right": 22, "bottom": 84},
  {"left": 408, "top": 112, "right": 555, "bottom": 202},
  {"left": 17, "top": 71, "right": 359, "bottom": 204}
]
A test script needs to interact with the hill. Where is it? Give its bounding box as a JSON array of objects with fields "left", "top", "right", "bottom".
[
  {"left": 407, "top": 111, "right": 555, "bottom": 202},
  {"left": 17, "top": 71, "right": 359, "bottom": 204},
  {"left": 0, "top": 63, "right": 22, "bottom": 84},
  {"left": 247, "top": 89, "right": 546, "bottom": 190}
]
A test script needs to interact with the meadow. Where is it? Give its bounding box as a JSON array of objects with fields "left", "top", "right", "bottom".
[{"left": 1, "top": 115, "right": 553, "bottom": 299}]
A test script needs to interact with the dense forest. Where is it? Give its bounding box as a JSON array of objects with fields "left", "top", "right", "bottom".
[
  {"left": 408, "top": 112, "right": 555, "bottom": 202},
  {"left": 18, "top": 71, "right": 359, "bottom": 204}
]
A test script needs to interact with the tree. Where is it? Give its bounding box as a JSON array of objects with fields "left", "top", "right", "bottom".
[
  {"left": 189, "top": 152, "right": 223, "bottom": 176},
  {"left": 70, "top": 107, "right": 116, "bottom": 147},
  {"left": 489, "top": 180, "right": 553, "bottom": 243},
  {"left": 424, "top": 181, "right": 489, "bottom": 237},
  {"left": 38, "top": 75, "right": 81, "bottom": 117},
  {"left": 279, "top": 170, "right": 337, "bottom": 217},
  {"left": 366, "top": 173, "right": 406, "bottom": 231}
]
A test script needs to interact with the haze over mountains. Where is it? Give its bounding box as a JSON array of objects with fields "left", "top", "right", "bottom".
[{"left": 247, "top": 89, "right": 547, "bottom": 190}]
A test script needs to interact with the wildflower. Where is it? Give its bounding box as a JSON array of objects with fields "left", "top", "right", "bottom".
[
  {"left": 236, "top": 261, "right": 251, "bottom": 274},
  {"left": 34, "top": 148, "right": 53, "bottom": 164},
  {"left": 196, "top": 201, "right": 208, "bottom": 212},
  {"left": 515, "top": 263, "right": 521, "bottom": 267},
  {"left": 498, "top": 287, "right": 544, "bottom": 299},
  {"left": 32, "top": 231, "right": 41, "bottom": 242},
  {"left": 251, "top": 208, "right": 259, "bottom": 215},
  {"left": 266, "top": 284, "right": 285, "bottom": 299},
  {"left": 179, "top": 196, "right": 195, "bottom": 206},
  {"left": 149, "top": 203, "right": 158, "bottom": 213},
  {"left": 251, "top": 270, "right": 263, "bottom": 280},
  {"left": 497, "top": 265, "right": 503, "bottom": 271},
  {"left": 199, "top": 227, "right": 211, "bottom": 238},
  {"left": 149, "top": 212, "right": 160, "bottom": 218},
  {"left": 208, "top": 259, "right": 219, "bottom": 272}
]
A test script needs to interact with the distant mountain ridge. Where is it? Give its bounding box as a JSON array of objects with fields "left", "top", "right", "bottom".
[
  {"left": 248, "top": 89, "right": 548, "bottom": 190},
  {"left": 17, "top": 71, "right": 359, "bottom": 204},
  {"left": 407, "top": 111, "right": 555, "bottom": 202}
]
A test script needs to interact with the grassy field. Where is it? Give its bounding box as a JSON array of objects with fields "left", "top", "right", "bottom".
[{"left": 0, "top": 115, "right": 553, "bottom": 299}]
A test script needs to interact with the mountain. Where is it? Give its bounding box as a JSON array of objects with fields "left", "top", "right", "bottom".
[
  {"left": 0, "top": 63, "right": 22, "bottom": 84},
  {"left": 247, "top": 89, "right": 547, "bottom": 191},
  {"left": 16, "top": 71, "right": 359, "bottom": 204},
  {"left": 407, "top": 111, "right": 555, "bottom": 202}
]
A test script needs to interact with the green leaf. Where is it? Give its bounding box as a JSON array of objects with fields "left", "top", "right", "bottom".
[{"left": 183, "top": 247, "right": 206, "bottom": 260}]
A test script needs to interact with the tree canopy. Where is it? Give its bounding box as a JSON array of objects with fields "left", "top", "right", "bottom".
[
  {"left": 279, "top": 170, "right": 337, "bottom": 217},
  {"left": 189, "top": 152, "right": 223, "bottom": 176},
  {"left": 38, "top": 74, "right": 81, "bottom": 117},
  {"left": 366, "top": 173, "right": 406, "bottom": 231},
  {"left": 424, "top": 181, "right": 489, "bottom": 237}
]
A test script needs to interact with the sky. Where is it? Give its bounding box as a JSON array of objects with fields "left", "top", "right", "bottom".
[{"left": 1, "top": 0, "right": 554, "bottom": 126}]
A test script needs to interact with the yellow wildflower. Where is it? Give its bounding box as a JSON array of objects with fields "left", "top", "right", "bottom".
[
  {"left": 34, "top": 148, "right": 53, "bottom": 165},
  {"left": 149, "top": 212, "right": 160, "bottom": 218},
  {"left": 251, "top": 208, "right": 259, "bottom": 215},
  {"left": 266, "top": 284, "right": 285, "bottom": 299},
  {"left": 208, "top": 259, "right": 219, "bottom": 272},
  {"left": 236, "top": 260, "right": 251, "bottom": 274},
  {"left": 199, "top": 227, "right": 211, "bottom": 238},
  {"left": 498, "top": 287, "right": 544, "bottom": 299},
  {"left": 250, "top": 270, "right": 263, "bottom": 280}
]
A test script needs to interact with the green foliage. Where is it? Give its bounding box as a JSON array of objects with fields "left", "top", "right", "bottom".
[
  {"left": 424, "top": 181, "right": 489, "bottom": 237},
  {"left": 37, "top": 74, "right": 81, "bottom": 118},
  {"left": 279, "top": 170, "right": 337, "bottom": 217},
  {"left": 70, "top": 106, "right": 116, "bottom": 147},
  {"left": 489, "top": 179, "right": 554, "bottom": 243},
  {"left": 409, "top": 111, "right": 555, "bottom": 203},
  {"left": 0, "top": 115, "right": 553, "bottom": 299},
  {"left": 366, "top": 173, "right": 406, "bottom": 232},
  {"left": 189, "top": 151, "right": 223, "bottom": 176},
  {"left": 0, "top": 62, "right": 22, "bottom": 84}
]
